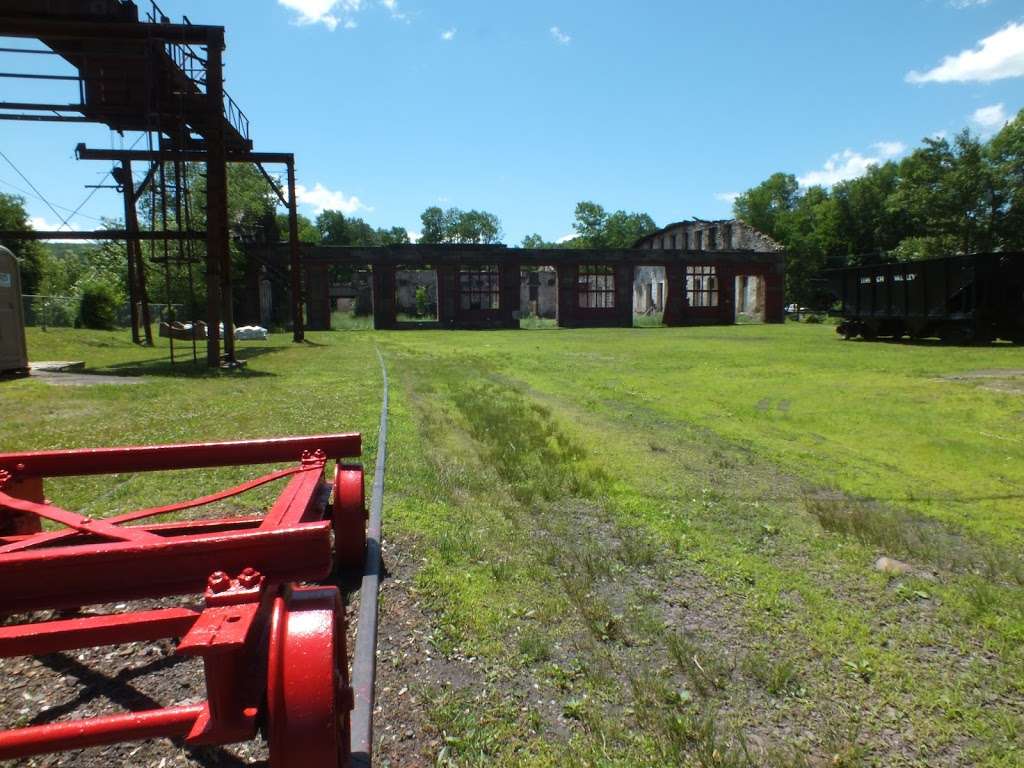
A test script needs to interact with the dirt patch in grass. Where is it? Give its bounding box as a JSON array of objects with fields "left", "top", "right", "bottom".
[
  {"left": 941, "top": 369, "right": 1024, "bottom": 395},
  {"left": 374, "top": 534, "right": 476, "bottom": 767}
]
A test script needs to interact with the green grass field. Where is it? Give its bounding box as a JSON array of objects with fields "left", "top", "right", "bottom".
[{"left": 3, "top": 324, "right": 1022, "bottom": 767}]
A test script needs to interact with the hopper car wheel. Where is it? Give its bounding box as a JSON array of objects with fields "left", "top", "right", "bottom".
[
  {"left": 332, "top": 465, "right": 367, "bottom": 570},
  {"left": 267, "top": 588, "right": 353, "bottom": 768}
]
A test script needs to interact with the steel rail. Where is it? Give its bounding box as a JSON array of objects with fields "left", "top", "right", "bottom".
[{"left": 350, "top": 346, "right": 389, "bottom": 767}]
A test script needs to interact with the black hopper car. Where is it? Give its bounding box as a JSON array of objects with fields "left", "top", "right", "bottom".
[{"left": 825, "top": 253, "right": 1024, "bottom": 345}]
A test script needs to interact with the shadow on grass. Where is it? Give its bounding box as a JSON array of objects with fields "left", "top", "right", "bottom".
[
  {"left": 87, "top": 346, "right": 285, "bottom": 379},
  {"left": 840, "top": 336, "right": 1021, "bottom": 349},
  {"left": 805, "top": 491, "right": 1024, "bottom": 585}
]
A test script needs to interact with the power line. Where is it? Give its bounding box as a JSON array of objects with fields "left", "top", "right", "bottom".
[
  {"left": 0, "top": 176, "right": 108, "bottom": 223},
  {"left": 0, "top": 148, "right": 68, "bottom": 229},
  {"left": 0, "top": 130, "right": 152, "bottom": 229}
]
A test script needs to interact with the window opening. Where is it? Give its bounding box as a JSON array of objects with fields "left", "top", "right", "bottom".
[
  {"left": 578, "top": 265, "right": 615, "bottom": 309},
  {"left": 459, "top": 266, "right": 500, "bottom": 310},
  {"left": 686, "top": 265, "right": 718, "bottom": 308}
]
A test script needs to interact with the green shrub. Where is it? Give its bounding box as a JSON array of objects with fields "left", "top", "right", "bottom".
[
  {"left": 78, "top": 283, "right": 120, "bottom": 330},
  {"left": 415, "top": 285, "right": 428, "bottom": 317}
]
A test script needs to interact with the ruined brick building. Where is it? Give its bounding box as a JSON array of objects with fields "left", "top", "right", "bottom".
[
  {"left": 633, "top": 219, "right": 782, "bottom": 321},
  {"left": 243, "top": 219, "right": 785, "bottom": 330}
]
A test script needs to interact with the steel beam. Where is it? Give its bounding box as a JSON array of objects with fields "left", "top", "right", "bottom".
[
  {"left": 0, "top": 608, "right": 199, "bottom": 658},
  {"left": 0, "top": 229, "right": 205, "bottom": 241},
  {"left": 76, "top": 144, "right": 294, "bottom": 165},
  {"left": 0, "top": 705, "right": 205, "bottom": 761},
  {"left": 0, "top": 433, "right": 360, "bottom": 478},
  {"left": 0, "top": 522, "right": 333, "bottom": 613},
  {"left": 0, "top": 17, "right": 221, "bottom": 44}
]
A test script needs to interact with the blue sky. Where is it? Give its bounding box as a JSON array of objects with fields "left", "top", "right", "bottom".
[{"left": 1, "top": 0, "right": 1022, "bottom": 244}]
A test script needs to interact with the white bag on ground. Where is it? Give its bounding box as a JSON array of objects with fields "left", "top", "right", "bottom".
[{"left": 234, "top": 325, "right": 269, "bottom": 341}]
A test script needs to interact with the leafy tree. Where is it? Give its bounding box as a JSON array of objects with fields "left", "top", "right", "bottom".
[
  {"left": 831, "top": 162, "right": 911, "bottom": 261},
  {"left": 419, "top": 206, "right": 448, "bottom": 244},
  {"left": 0, "top": 192, "right": 45, "bottom": 295},
  {"left": 378, "top": 226, "right": 410, "bottom": 245},
  {"left": 317, "top": 211, "right": 410, "bottom": 247},
  {"left": 569, "top": 201, "right": 656, "bottom": 248},
  {"left": 275, "top": 212, "right": 321, "bottom": 244},
  {"left": 733, "top": 113, "right": 1024, "bottom": 304},
  {"left": 733, "top": 174, "right": 800, "bottom": 237},
  {"left": 985, "top": 109, "right": 1024, "bottom": 250},
  {"left": 418, "top": 206, "right": 503, "bottom": 244},
  {"left": 521, "top": 233, "right": 556, "bottom": 248}
]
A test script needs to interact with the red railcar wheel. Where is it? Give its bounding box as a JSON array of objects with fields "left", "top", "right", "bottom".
[
  {"left": 266, "top": 587, "right": 352, "bottom": 767},
  {"left": 332, "top": 465, "right": 366, "bottom": 570}
]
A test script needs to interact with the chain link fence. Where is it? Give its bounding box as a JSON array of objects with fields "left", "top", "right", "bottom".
[{"left": 21, "top": 296, "right": 183, "bottom": 330}]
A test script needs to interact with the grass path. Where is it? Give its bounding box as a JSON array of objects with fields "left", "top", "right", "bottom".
[{"left": 4, "top": 324, "right": 1022, "bottom": 766}]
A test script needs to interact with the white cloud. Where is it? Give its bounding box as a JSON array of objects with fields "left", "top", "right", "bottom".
[
  {"left": 278, "top": 0, "right": 357, "bottom": 29},
  {"left": 294, "top": 182, "right": 370, "bottom": 215},
  {"left": 28, "top": 216, "right": 86, "bottom": 243},
  {"left": 380, "top": 0, "right": 408, "bottom": 21},
  {"left": 278, "top": 0, "right": 406, "bottom": 29},
  {"left": 949, "top": 0, "right": 989, "bottom": 7},
  {"left": 714, "top": 192, "right": 740, "bottom": 204},
  {"left": 907, "top": 22, "right": 1024, "bottom": 84},
  {"left": 971, "top": 102, "right": 1009, "bottom": 133},
  {"left": 798, "top": 142, "right": 906, "bottom": 188},
  {"left": 406, "top": 229, "right": 421, "bottom": 243},
  {"left": 556, "top": 233, "right": 575, "bottom": 243},
  {"left": 441, "top": 28, "right": 456, "bottom": 41},
  {"left": 872, "top": 141, "right": 907, "bottom": 158},
  {"left": 550, "top": 26, "right": 572, "bottom": 45}
]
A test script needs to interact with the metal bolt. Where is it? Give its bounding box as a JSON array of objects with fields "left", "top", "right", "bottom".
[
  {"left": 207, "top": 571, "right": 231, "bottom": 593},
  {"left": 237, "top": 567, "right": 261, "bottom": 589}
]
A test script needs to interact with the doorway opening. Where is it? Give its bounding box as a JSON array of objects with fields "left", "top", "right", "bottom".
[
  {"left": 734, "top": 274, "right": 766, "bottom": 323},
  {"left": 633, "top": 266, "right": 665, "bottom": 327},
  {"left": 330, "top": 266, "right": 373, "bottom": 330},
  {"left": 395, "top": 268, "right": 439, "bottom": 323},
  {"left": 519, "top": 266, "right": 558, "bottom": 329}
]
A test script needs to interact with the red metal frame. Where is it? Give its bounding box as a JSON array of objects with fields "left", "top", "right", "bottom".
[{"left": 0, "top": 434, "right": 366, "bottom": 766}]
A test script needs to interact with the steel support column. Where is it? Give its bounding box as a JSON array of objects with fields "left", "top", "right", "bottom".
[
  {"left": 120, "top": 161, "right": 141, "bottom": 344},
  {"left": 118, "top": 161, "right": 153, "bottom": 345},
  {"left": 204, "top": 30, "right": 227, "bottom": 367},
  {"left": 287, "top": 158, "right": 304, "bottom": 342}
]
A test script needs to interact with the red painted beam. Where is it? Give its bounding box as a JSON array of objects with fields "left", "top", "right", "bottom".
[
  {"left": 0, "top": 522, "right": 333, "bottom": 613},
  {"left": 0, "top": 704, "right": 204, "bottom": 761},
  {"left": 0, "top": 433, "right": 361, "bottom": 479},
  {"left": 0, "top": 516, "right": 263, "bottom": 549},
  {"left": 0, "top": 608, "right": 198, "bottom": 658}
]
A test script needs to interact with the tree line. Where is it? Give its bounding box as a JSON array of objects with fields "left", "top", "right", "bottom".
[
  {"left": 5, "top": 111, "right": 1021, "bottom": 324},
  {"left": 733, "top": 108, "right": 1024, "bottom": 306}
]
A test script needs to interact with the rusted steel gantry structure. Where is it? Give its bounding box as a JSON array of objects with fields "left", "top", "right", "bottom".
[
  {"left": 0, "top": 0, "right": 306, "bottom": 365},
  {"left": 246, "top": 243, "right": 786, "bottom": 330}
]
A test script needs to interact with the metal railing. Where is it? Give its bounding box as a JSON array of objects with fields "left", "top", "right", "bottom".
[{"left": 145, "top": 0, "right": 250, "bottom": 142}]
